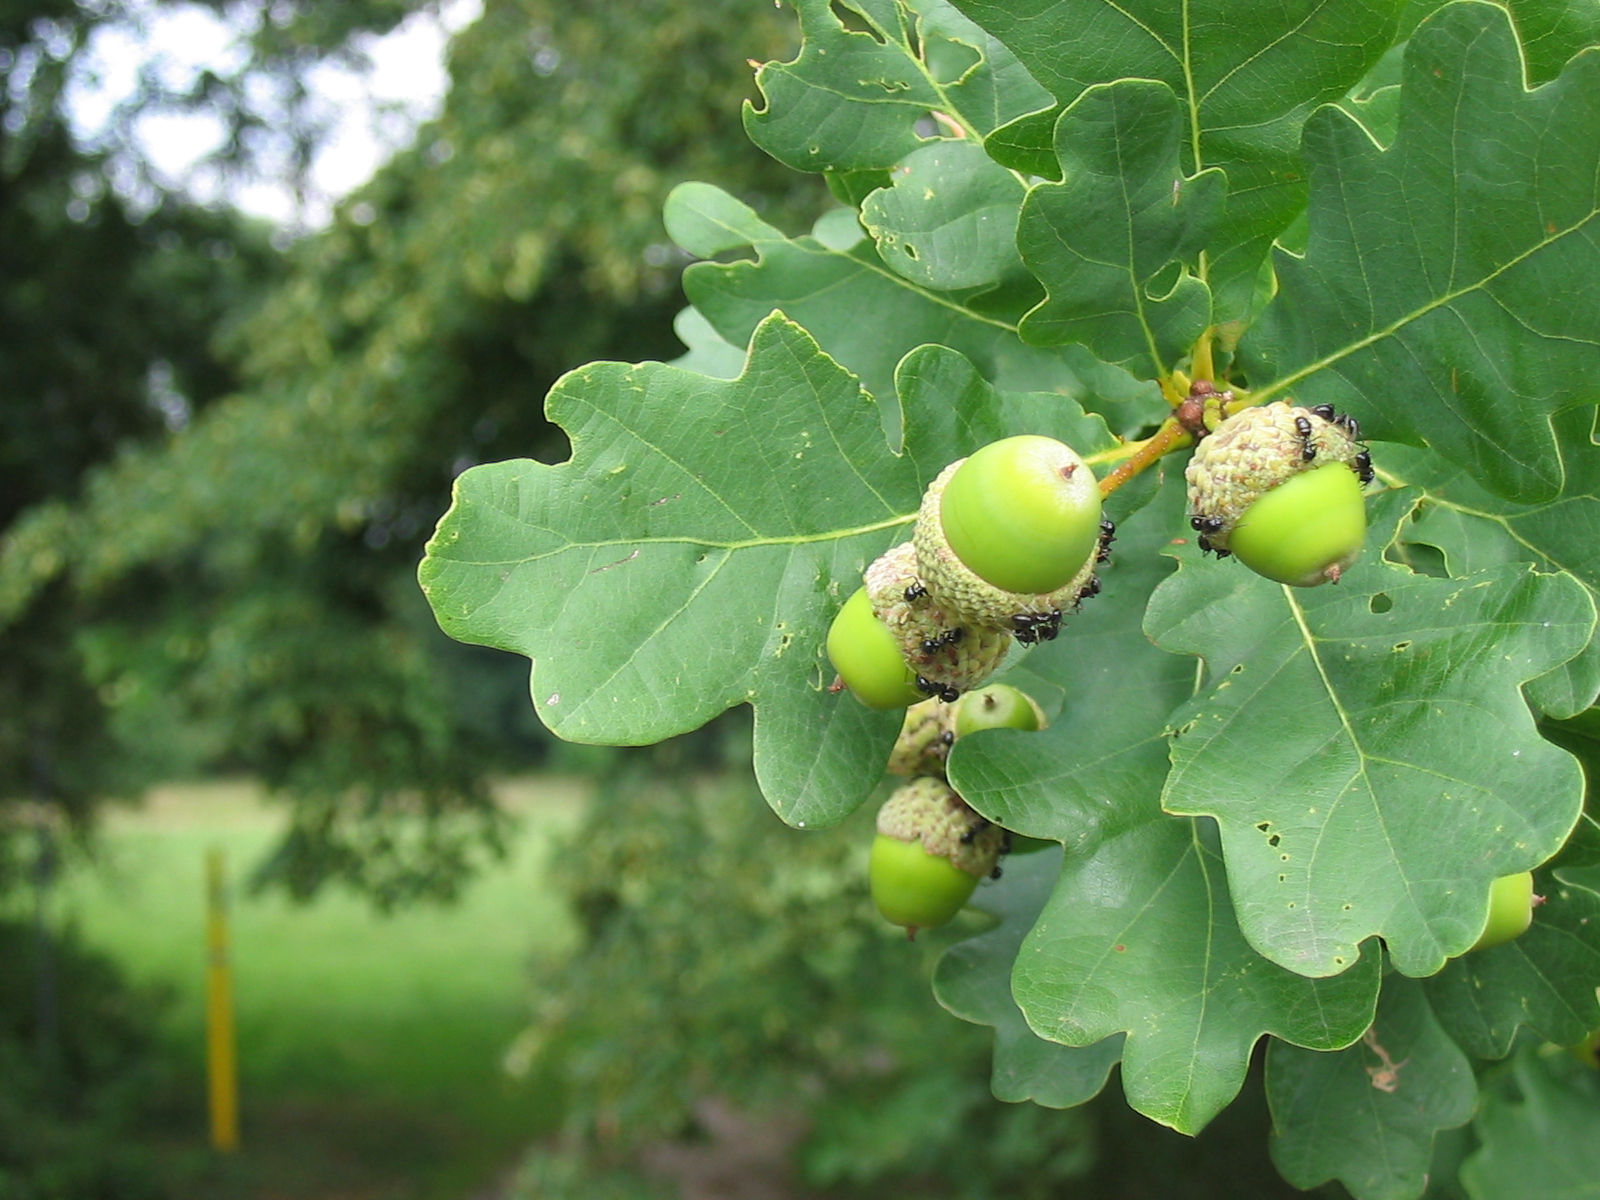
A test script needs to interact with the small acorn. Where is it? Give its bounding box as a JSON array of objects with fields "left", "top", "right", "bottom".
[
  {"left": 953, "top": 684, "right": 1046, "bottom": 738},
  {"left": 887, "top": 699, "right": 957, "bottom": 777},
  {"left": 870, "top": 776, "right": 1005, "bottom": 936},
  {"left": 826, "top": 586, "right": 924, "bottom": 710},
  {"left": 865, "top": 542, "right": 1011, "bottom": 701},
  {"left": 1185, "top": 401, "right": 1369, "bottom": 586},
  {"left": 914, "top": 460, "right": 1101, "bottom": 639},
  {"left": 1469, "top": 871, "right": 1536, "bottom": 953}
]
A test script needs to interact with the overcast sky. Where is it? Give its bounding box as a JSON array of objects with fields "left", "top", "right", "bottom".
[{"left": 66, "top": 0, "right": 482, "bottom": 229}]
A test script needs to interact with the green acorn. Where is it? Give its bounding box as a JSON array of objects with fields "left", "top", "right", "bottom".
[
  {"left": 1469, "top": 871, "right": 1536, "bottom": 953},
  {"left": 913, "top": 461, "right": 1104, "bottom": 643},
  {"left": 887, "top": 699, "right": 957, "bottom": 777},
  {"left": 865, "top": 542, "right": 1012, "bottom": 702},
  {"left": 870, "top": 776, "right": 1005, "bottom": 935},
  {"left": 1185, "top": 401, "right": 1372, "bottom": 586},
  {"left": 826, "top": 586, "right": 924, "bottom": 710}
]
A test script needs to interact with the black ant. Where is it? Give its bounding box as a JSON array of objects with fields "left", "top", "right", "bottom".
[
  {"left": 1012, "top": 610, "right": 1061, "bottom": 644},
  {"left": 1097, "top": 517, "right": 1117, "bottom": 563},
  {"left": 1195, "top": 533, "right": 1232, "bottom": 559},
  {"left": 1077, "top": 575, "right": 1101, "bottom": 604},
  {"left": 1294, "top": 414, "right": 1317, "bottom": 461},
  {"left": 1335, "top": 413, "right": 1361, "bottom": 440},
  {"left": 919, "top": 627, "right": 964, "bottom": 655},
  {"left": 1190, "top": 514, "right": 1224, "bottom": 536},
  {"left": 960, "top": 817, "right": 991, "bottom": 845},
  {"left": 1309, "top": 403, "right": 1335, "bottom": 420},
  {"left": 916, "top": 676, "right": 959, "bottom": 703},
  {"left": 903, "top": 582, "right": 927, "bottom": 603},
  {"left": 1354, "top": 449, "right": 1374, "bottom": 485}
]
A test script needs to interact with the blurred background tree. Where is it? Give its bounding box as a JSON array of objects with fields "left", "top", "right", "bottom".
[{"left": 1, "top": 0, "right": 824, "bottom": 903}]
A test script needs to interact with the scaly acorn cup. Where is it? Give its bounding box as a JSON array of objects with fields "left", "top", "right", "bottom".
[
  {"left": 1469, "top": 871, "right": 1537, "bottom": 953},
  {"left": 887, "top": 699, "right": 957, "bottom": 777},
  {"left": 913, "top": 462, "right": 1108, "bottom": 643},
  {"left": 865, "top": 542, "right": 1011, "bottom": 702},
  {"left": 1185, "top": 401, "right": 1373, "bottom": 586},
  {"left": 826, "top": 586, "right": 924, "bottom": 710},
  {"left": 871, "top": 776, "right": 1006, "bottom": 935}
]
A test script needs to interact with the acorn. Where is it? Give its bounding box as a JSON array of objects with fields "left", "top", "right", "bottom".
[
  {"left": 954, "top": 684, "right": 1047, "bottom": 738},
  {"left": 1469, "top": 871, "right": 1536, "bottom": 953},
  {"left": 1185, "top": 402, "right": 1370, "bottom": 586},
  {"left": 913, "top": 456, "right": 1103, "bottom": 641},
  {"left": 870, "top": 776, "right": 1005, "bottom": 936},
  {"left": 865, "top": 542, "right": 1011, "bottom": 701},
  {"left": 826, "top": 586, "right": 924, "bottom": 710}
]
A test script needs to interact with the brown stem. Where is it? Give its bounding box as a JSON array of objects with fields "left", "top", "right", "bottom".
[{"left": 1098, "top": 420, "right": 1191, "bottom": 498}]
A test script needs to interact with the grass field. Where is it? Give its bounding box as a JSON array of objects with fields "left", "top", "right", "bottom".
[{"left": 51, "top": 777, "right": 589, "bottom": 1200}]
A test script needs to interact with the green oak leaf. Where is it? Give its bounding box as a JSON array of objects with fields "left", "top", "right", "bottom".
[
  {"left": 951, "top": 477, "right": 1380, "bottom": 1134},
  {"left": 668, "top": 307, "right": 745, "bottom": 380},
  {"left": 743, "top": 0, "right": 1052, "bottom": 174},
  {"left": 935, "top": 846, "right": 1124, "bottom": 1108},
  {"left": 1016, "top": 80, "right": 1225, "bottom": 378},
  {"left": 1148, "top": 487, "right": 1596, "bottom": 979},
  {"left": 1381, "top": 414, "right": 1600, "bottom": 718},
  {"left": 1268, "top": 976, "right": 1476, "bottom": 1200},
  {"left": 1242, "top": 2, "right": 1600, "bottom": 504},
  {"left": 668, "top": 183, "right": 1168, "bottom": 437},
  {"left": 1010, "top": 806, "right": 1380, "bottom": 1134},
  {"left": 860, "top": 140, "right": 1026, "bottom": 291},
  {"left": 951, "top": 0, "right": 1403, "bottom": 326},
  {"left": 1424, "top": 876, "right": 1600, "bottom": 1059},
  {"left": 1402, "top": 0, "right": 1600, "bottom": 84},
  {"left": 1460, "top": 1044, "right": 1600, "bottom": 1200},
  {"left": 419, "top": 318, "right": 1119, "bottom": 828}
]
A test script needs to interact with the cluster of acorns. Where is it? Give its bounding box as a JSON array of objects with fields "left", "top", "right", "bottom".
[
  {"left": 829, "top": 401, "right": 1540, "bottom": 951},
  {"left": 869, "top": 686, "right": 1047, "bottom": 938}
]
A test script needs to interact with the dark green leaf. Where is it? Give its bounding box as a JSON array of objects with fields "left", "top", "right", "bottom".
[
  {"left": 1148, "top": 488, "right": 1596, "bottom": 978},
  {"left": 1268, "top": 976, "right": 1477, "bottom": 1200},
  {"left": 1016, "top": 81, "right": 1224, "bottom": 377},
  {"left": 951, "top": 0, "right": 1404, "bottom": 326},
  {"left": 1243, "top": 3, "right": 1600, "bottom": 503},
  {"left": 936, "top": 846, "right": 1124, "bottom": 1108},
  {"left": 743, "top": 0, "right": 1052, "bottom": 174},
  {"left": 1425, "top": 876, "right": 1600, "bottom": 1059},
  {"left": 1461, "top": 1044, "right": 1600, "bottom": 1200}
]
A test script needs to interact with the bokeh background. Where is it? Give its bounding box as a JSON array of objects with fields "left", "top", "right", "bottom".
[{"left": 0, "top": 3, "right": 1315, "bottom": 1195}]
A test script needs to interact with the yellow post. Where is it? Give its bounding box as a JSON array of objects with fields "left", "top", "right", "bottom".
[{"left": 205, "top": 848, "right": 239, "bottom": 1153}]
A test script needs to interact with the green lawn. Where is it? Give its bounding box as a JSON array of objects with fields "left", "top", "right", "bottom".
[{"left": 54, "top": 777, "right": 588, "bottom": 1200}]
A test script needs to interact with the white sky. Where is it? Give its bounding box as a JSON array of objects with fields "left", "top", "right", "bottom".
[{"left": 66, "top": 0, "right": 482, "bottom": 229}]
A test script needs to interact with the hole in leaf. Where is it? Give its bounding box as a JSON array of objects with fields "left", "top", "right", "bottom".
[
  {"left": 1393, "top": 640, "right": 1412, "bottom": 652},
  {"left": 1278, "top": 875, "right": 1287, "bottom": 883},
  {"left": 829, "top": 1, "right": 883, "bottom": 39},
  {"left": 1342, "top": 903, "right": 1352, "bottom": 910},
  {"left": 922, "top": 32, "right": 979, "bottom": 84},
  {"left": 1369, "top": 592, "right": 1393, "bottom": 613},
  {"left": 913, "top": 113, "right": 939, "bottom": 139},
  {"left": 903, "top": 244, "right": 919, "bottom": 260},
  {"left": 1231, "top": 663, "right": 1245, "bottom": 674},
  {"left": 1256, "top": 822, "right": 1271, "bottom": 833},
  {"left": 1267, "top": 834, "right": 1281, "bottom": 847}
]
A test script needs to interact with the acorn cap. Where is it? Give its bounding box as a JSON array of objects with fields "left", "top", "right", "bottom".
[
  {"left": 876, "top": 776, "right": 1005, "bottom": 878},
  {"left": 912, "top": 462, "right": 1099, "bottom": 636},
  {"left": 1185, "top": 401, "right": 1365, "bottom": 551},
  {"left": 866, "top": 541, "right": 1012, "bottom": 697},
  {"left": 887, "top": 699, "right": 956, "bottom": 777}
]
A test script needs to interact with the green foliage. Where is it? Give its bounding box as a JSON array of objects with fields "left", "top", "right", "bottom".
[
  {"left": 510, "top": 759, "right": 1094, "bottom": 1197},
  {"left": 419, "top": 0, "right": 1600, "bottom": 1191},
  {"left": 0, "top": 918, "right": 170, "bottom": 1200}
]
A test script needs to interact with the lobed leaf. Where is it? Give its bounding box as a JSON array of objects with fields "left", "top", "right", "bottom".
[
  {"left": 1148, "top": 488, "right": 1596, "bottom": 978},
  {"left": 951, "top": 478, "right": 1381, "bottom": 1134},
  {"left": 419, "top": 319, "right": 1120, "bottom": 828},
  {"left": 670, "top": 183, "right": 1167, "bottom": 436},
  {"left": 1016, "top": 80, "right": 1224, "bottom": 377},
  {"left": 1267, "top": 976, "right": 1477, "bottom": 1200},
  {"left": 743, "top": 0, "right": 1052, "bottom": 175},
  {"left": 950, "top": 0, "right": 1404, "bottom": 325},
  {"left": 935, "top": 847, "right": 1124, "bottom": 1109},
  {"left": 1243, "top": 2, "right": 1600, "bottom": 504}
]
